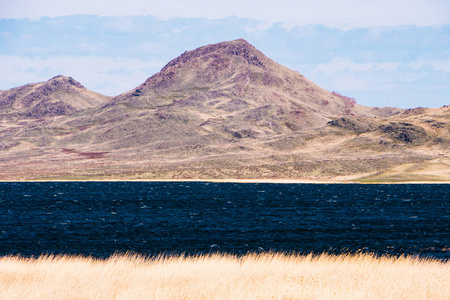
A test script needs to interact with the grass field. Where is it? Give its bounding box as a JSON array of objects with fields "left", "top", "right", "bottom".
[{"left": 0, "top": 252, "right": 448, "bottom": 299}]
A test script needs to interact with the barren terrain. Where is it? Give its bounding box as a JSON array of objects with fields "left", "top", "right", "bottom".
[{"left": 0, "top": 39, "right": 448, "bottom": 182}]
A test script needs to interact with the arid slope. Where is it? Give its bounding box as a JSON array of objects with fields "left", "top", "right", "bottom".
[
  {"left": 0, "top": 39, "right": 448, "bottom": 181},
  {"left": 0, "top": 75, "right": 109, "bottom": 120}
]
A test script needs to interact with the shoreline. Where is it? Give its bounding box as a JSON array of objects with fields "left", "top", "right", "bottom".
[{"left": 0, "top": 178, "right": 448, "bottom": 184}]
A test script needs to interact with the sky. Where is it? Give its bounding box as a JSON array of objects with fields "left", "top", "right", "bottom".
[{"left": 0, "top": 0, "right": 449, "bottom": 108}]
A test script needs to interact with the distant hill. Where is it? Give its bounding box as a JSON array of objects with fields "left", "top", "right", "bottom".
[
  {"left": 114, "top": 39, "right": 401, "bottom": 131},
  {"left": 0, "top": 39, "right": 448, "bottom": 182},
  {"left": 0, "top": 75, "right": 110, "bottom": 120}
]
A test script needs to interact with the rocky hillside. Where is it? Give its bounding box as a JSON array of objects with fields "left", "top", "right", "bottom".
[
  {"left": 0, "top": 75, "right": 110, "bottom": 120},
  {"left": 0, "top": 39, "right": 448, "bottom": 181},
  {"left": 114, "top": 39, "right": 401, "bottom": 132}
]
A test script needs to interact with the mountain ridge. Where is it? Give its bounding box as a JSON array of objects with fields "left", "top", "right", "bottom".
[{"left": 0, "top": 39, "right": 448, "bottom": 182}]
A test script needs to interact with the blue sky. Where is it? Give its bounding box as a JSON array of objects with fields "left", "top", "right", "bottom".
[{"left": 0, "top": 0, "right": 449, "bottom": 108}]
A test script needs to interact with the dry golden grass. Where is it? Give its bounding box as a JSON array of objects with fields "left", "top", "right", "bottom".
[
  {"left": 0, "top": 252, "right": 448, "bottom": 299},
  {"left": 359, "top": 158, "right": 450, "bottom": 183}
]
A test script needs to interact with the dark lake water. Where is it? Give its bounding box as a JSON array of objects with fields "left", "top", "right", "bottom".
[{"left": 0, "top": 182, "right": 448, "bottom": 259}]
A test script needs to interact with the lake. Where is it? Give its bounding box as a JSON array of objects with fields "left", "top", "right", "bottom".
[{"left": 0, "top": 182, "right": 448, "bottom": 259}]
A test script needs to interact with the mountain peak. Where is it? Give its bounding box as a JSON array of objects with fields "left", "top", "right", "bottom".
[
  {"left": 46, "top": 75, "right": 85, "bottom": 89},
  {"left": 159, "top": 38, "right": 265, "bottom": 73},
  {"left": 114, "top": 39, "right": 403, "bottom": 126},
  {"left": 128, "top": 39, "right": 270, "bottom": 94}
]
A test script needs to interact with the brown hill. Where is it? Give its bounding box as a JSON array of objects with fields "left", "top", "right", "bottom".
[
  {"left": 0, "top": 75, "right": 109, "bottom": 120},
  {"left": 0, "top": 39, "right": 447, "bottom": 182},
  {"left": 114, "top": 39, "right": 400, "bottom": 132}
]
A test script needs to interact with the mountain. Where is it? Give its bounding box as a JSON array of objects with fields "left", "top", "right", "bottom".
[
  {"left": 0, "top": 75, "right": 110, "bottom": 120},
  {"left": 114, "top": 39, "right": 400, "bottom": 131},
  {"left": 0, "top": 39, "right": 448, "bottom": 182}
]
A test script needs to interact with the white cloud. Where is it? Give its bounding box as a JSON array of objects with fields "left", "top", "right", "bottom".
[
  {"left": 409, "top": 59, "right": 450, "bottom": 72},
  {"left": 299, "top": 58, "right": 405, "bottom": 92},
  {"left": 311, "top": 57, "right": 400, "bottom": 76},
  {"left": 1, "top": 0, "right": 449, "bottom": 29},
  {"left": 0, "top": 55, "right": 164, "bottom": 95},
  {"left": 295, "top": 56, "right": 450, "bottom": 108},
  {"left": 330, "top": 75, "right": 369, "bottom": 91}
]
